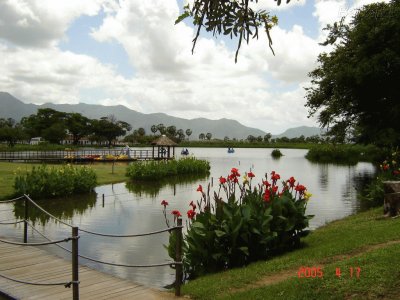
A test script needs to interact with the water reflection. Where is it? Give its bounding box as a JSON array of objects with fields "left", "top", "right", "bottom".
[
  {"left": 13, "top": 193, "right": 97, "bottom": 225},
  {"left": 125, "top": 174, "right": 209, "bottom": 197}
]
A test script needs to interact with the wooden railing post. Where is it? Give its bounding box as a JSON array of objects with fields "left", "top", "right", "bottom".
[
  {"left": 24, "top": 197, "right": 28, "bottom": 243},
  {"left": 175, "top": 218, "right": 183, "bottom": 296},
  {"left": 72, "top": 226, "right": 80, "bottom": 300}
]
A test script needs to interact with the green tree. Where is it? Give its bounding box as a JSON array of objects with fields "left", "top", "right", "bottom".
[
  {"left": 185, "top": 129, "right": 192, "bottom": 140},
  {"left": 167, "top": 125, "right": 177, "bottom": 137},
  {"left": 138, "top": 127, "right": 146, "bottom": 137},
  {"left": 206, "top": 132, "right": 212, "bottom": 140},
  {"left": 264, "top": 133, "right": 272, "bottom": 143},
  {"left": 92, "top": 117, "right": 132, "bottom": 147},
  {"left": 0, "top": 118, "right": 26, "bottom": 147},
  {"left": 151, "top": 125, "right": 158, "bottom": 135},
  {"left": 21, "top": 108, "right": 66, "bottom": 139},
  {"left": 177, "top": 129, "right": 185, "bottom": 141},
  {"left": 177, "top": 0, "right": 282, "bottom": 62},
  {"left": 42, "top": 123, "right": 66, "bottom": 144},
  {"left": 247, "top": 135, "right": 256, "bottom": 143},
  {"left": 305, "top": 0, "right": 400, "bottom": 146},
  {"left": 65, "top": 113, "right": 91, "bottom": 145},
  {"left": 199, "top": 133, "right": 205, "bottom": 140},
  {"left": 157, "top": 123, "right": 166, "bottom": 135}
]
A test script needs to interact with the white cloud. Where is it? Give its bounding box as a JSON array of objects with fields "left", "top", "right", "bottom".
[{"left": 0, "top": 0, "right": 104, "bottom": 47}]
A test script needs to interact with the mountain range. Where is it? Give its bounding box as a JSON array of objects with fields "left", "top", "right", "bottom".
[{"left": 0, "top": 92, "right": 322, "bottom": 139}]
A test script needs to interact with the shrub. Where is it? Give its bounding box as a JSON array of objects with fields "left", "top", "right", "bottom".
[
  {"left": 363, "top": 150, "right": 400, "bottom": 205},
  {"left": 126, "top": 157, "right": 210, "bottom": 181},
  {"left": 14, "top": 164, "right": 97, "bottom": 198},
  {"left": 271, "top": 149, "right": 283, "bottom": 158},
  {"left": 306, "top": 144, "right": 384, "bottom": 164},
  {"left": 163, "top": 168, "right": 313, "bottom": 279}
]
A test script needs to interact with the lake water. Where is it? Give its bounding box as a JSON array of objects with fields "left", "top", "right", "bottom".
[{"left": 0, "top": 148, "right": 376, "bottom": 289}]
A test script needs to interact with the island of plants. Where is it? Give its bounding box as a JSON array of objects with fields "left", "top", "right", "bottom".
[{"left": 126, "top": 157, "right": 210, "bottom": 181}]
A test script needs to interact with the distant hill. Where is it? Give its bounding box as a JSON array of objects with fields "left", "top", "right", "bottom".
[
  {"left": 273, "top": 126, "right": 325, "bottom": 139},
  {"left": 0, "top": 92, "right": 266, "bottom": 140}
]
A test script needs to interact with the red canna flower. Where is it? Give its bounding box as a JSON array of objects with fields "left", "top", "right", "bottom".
[
  {"left": 187, "top": 209, "right": 196, "bottom": 219},
  {"left": 295, "top": 184, "right": 306, "bottom": 195},
  {"left": 161, "top": 200, "right": 169, "bottom": 207},
  {"left": 272, "top": 186, "right": 278, "bottom": 194},
  {"left": 247, "top": 172, "right": 255, "bottom": 178},
  {"left": 262, "top": 180, "right": 271, "bottom": 187},
  {"left": 233, "top": 177, "right": 238, "bottom": 183},
  {"left": 196, "top": 184, "right": 203, "bottom": 193},
  {"left": 231, "top": 168, "right": 240, "bottom": 177},
  {"left": 393, "top": 170, "right": 400, "bottom": 176},
  {"left": 171, "top": 210, "right": 181, "bottom": 217},
  {"left": 382, "top": 164, "right": 390, "bottom": 171},
  {"left": 271, "top": 173, "right": 280, "bottom": 181},
  {"left": 263, "top": 190, "right": 271, "bottom": 202},
  {"left": 287, "top": 176, "right": 296, "bottom": 188},
  {"left": 219, "top": 176, "right": 227, "bottom": 184}
]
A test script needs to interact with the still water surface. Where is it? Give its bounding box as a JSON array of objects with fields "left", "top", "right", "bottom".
[{"left": 0, "top": 148, "right": 376, "bottom": 288}]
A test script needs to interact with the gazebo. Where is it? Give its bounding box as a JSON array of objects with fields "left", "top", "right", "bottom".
[{"left": 151, "top": 135, "right": 177, "bottom": 160}]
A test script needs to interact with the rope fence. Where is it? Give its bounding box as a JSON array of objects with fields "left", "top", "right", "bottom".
[{"left": 0, "top": 194, "right": 184, "bottom": 298}]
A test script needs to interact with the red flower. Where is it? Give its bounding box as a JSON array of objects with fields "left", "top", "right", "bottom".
[
  {"left": 161, "top": 200, "right": 169, "bottom": 207},
  {"left": 271, "top": 173, "right": 280, "bottom": 181},
  {"left": 394, "top": 170, "right": 400, "bottom": 176},
  {"left": 262, "top": 180, "right": 271, "bottom": 187},
  {"left": 295, "top": 184, "right": 306, "bottom": 195},
  {"left": 287, "top": 177, "right": 296, "bottom": 188},
  {"left": 196, "top": 185, "right": 203, "bottom": 192},
  {"left": 231, "top": 168, "right": 240, "bottom": 177},
  {"left": 247, "top": 172, "right": 255, "bottom": 178},
  {"left": 272, "top": 186, "right": 278, "bottom": 194},
  {"left": 171, "top": 210, "right": 182, "bottom": 217},
  {"left": 233, "top": 177, "right": 238, "bottom": 183},
  {"left": 187, "top": 209, "right": 196, "bottom": 219},
  {"left": 263, "top": 190, "right": 271, "bottom": 202},
  {"left": 189, "top": 201, "right": 196, "bottom": 210},
  {"left": 219, "top": 176, "right": 227, "bottom": 184}
]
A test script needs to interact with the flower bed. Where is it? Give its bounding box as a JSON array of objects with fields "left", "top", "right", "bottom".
[{"left": 163, "top": 168, "right": 313, "bottom": 278}]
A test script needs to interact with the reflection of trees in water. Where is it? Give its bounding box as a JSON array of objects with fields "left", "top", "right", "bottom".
[
  {"left": 125, "top": 174, "right": 209, "bottom": 197},
  {"left": 318, "top": 164, "right": 329, "bottom": 191},
  {"left": 13, "top": 193, "right": 97, "bottom": 225},
  {"left": 352, "top": 170, "right": 378, "bottom": 210}
]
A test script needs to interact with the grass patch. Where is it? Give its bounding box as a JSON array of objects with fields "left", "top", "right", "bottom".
[{"left": 181, "top": 207, "right": 400, "bottom": 299}]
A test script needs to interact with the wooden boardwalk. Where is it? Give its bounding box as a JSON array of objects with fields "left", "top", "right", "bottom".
[{"left": 0, "top": 242, "right": 176, "bottom": 300}]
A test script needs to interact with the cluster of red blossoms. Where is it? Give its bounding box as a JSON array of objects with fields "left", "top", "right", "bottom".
[{"left": 161, "top": 199, "right": 197, "bottom": 220}]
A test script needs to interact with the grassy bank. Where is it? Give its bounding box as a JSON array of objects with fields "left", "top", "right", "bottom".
[
  {"left": 181, "top": 207, "right": 400, "bottom": 299},
  {"left": 0, "top": 162, "right": 128, "bottom": 200}
]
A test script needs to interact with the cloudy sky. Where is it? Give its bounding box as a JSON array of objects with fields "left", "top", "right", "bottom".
[{"left": 0, "top": 0, "right": 382, "bottom": 134}]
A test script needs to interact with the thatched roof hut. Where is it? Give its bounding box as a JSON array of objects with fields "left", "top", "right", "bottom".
[{"left": 151, "top": 135, "right": 177, "bottom": 159}]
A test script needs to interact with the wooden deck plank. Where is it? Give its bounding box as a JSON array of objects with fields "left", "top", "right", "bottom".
[{"left": 0, "top": 242, "right": 174, "bottom": 299}]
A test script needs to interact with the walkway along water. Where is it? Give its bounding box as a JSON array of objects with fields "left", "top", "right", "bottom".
[{"left": 0, "top": 195, "right": 183, "bottom": 299}]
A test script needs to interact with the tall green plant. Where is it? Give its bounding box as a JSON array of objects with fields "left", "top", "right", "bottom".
[
  {"left": 14, "top": 164, "right": 97, "bottom": 199},
  {"left": 162, "top": 168, "right": 313, "bottom": 279}
]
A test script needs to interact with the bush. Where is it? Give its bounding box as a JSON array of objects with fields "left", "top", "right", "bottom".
[
  {"left": 163, "top": 168, "right": 313, "bottom": 279},
  {"left": 271, "top": 149, "right": 283, "bottom": 158},
  {"left": 14, "top": 164, "right": 97, "bottom": 198},
  {"left": 306, "top": 144, "right": 384, "bottom": 164},
  {"left": 126, "top": 157, "right": 210, "bottom": 181},
  {"left": 363, "top": 150, "right": 400, "bottom": 205}
]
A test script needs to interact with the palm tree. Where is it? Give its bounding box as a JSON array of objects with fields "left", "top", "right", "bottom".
[
  {"left": 185, "top": 129, "right": 192, "bottom": 140},
  {"left": 206, "top": 132, "right": 212, "bottom": 140},
  {"left": 151, "top": 125, "right": 157, "bottom": 135},
  {"left": 199, "top": 133, "right": 205, "bottom": 140}
]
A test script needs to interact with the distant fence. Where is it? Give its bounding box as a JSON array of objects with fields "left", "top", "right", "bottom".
[
  {"left": 0, "top": 194, "right": 183, "bottom": 299},
  {"left": 0, "top": 149, "right": 157, "bottom": 162}
]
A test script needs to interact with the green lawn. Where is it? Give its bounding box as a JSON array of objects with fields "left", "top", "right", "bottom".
[
  {"left": 181, "top": 208, "right": 400, "bottom": 299},
  {"left": 0, "top": 161, "right": 128, "bottom": 199}
]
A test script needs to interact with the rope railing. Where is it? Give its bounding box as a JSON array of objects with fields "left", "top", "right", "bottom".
[
  {"left": 0, "top": 195, "right": 25, "bottom": 203},
  {"left": 0, "top": 273, "right": 77, "bottom": 288},
  {"left": 0, "top": 194, "right": 184, "bottom": 297},
  {"left": 0, "top": 219, "right": 26, "bottom": 225},
  {"left": 27, "top": 222, "right": 181, "bottom": 268},
  {"left": 0, "top": 236, "right": 74, "bottom": 246}
]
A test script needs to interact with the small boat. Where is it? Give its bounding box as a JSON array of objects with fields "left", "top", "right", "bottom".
[
  {"left": 181, "top": 148, "right": 189, "bottom": 155},
  {"left": 227, "top": 148, "right": 235, "bottom": 153}
]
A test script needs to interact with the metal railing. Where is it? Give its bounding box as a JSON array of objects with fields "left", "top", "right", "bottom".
[
  {"left": 0, "top": 194, "right": 184, "bottom": 299},
  {"left": 0, "top": 149, "right": 157, "bottom": 162}
]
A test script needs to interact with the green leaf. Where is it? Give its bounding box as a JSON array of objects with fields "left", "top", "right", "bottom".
[
  {"left": 215, "top": 230, "right": 226, "bottom": 237},
  {"left": 175, "top": 12, "right": 190, "bottom": 25}
]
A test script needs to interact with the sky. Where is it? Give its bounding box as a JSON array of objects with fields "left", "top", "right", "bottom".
[{"left": 0, "top": 0, "right": 383, "bottom": 134}]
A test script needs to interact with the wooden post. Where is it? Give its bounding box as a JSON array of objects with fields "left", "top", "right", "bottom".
[
  {"left": 24, "top": 197, "right": 28, "bottom": 243},
  {"left": 102, "top": 194, "right": 105, "bottom": 207},
  {"left": 175, "top": 218, "right": 183, "bottom": 297},
  {"left": 72, "top": 226, "right": 80, "bottom": 300}
]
